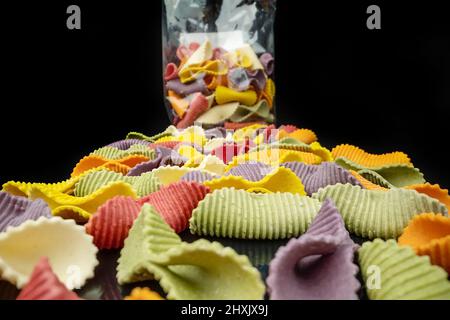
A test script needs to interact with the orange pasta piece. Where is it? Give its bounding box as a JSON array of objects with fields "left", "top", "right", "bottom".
[
  {"left": 331, "top": 144, "right": 412, "bottom": 168},
  {"left": 167, "top": 90, "right": 189, "bottom": 118},
  {"left": 71, "top": 155, "right": 149, "bottom": 177},
  {"left": 398, "top": 213, "right": 450, "bottom": 273},
  {"left": 405, "top": 183, "right": 450, "bottom": 212},
  {"left": 278, "top": 128, "right": 317, "bottom": 144},
  {"left": 349, "top": 170, "right": 388, "bottom": 191}
]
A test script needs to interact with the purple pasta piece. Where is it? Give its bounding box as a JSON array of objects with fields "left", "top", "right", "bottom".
[
  {"left": 126, "top": 158, "right": 160, "bottom": 176},
  {"left": 267, "top": 198, "right": 360, "bottom": 300},
  {"left": 225, "top": 162, "right": 274, "bottom": 182},
  {"left": 126, "top": 147, "right": 174, "bottom": 176},
  {"left": 166, "top": 78, "right": 209, "bottom": 96},
  {"left": 159, "top": 150, "right": 187, "bottom": 167},
  {"left": 180, "top": 171, "right": 215, "bottom": 183},
  {"left": 227, "top": 68, "right": 250, "bottom": 91},
  {"left": 280, "top": 161, "right": 317, "bottom": 181},
  {"left": 0, "top": 192, "right": 51, "bottom": 232},
  {"left": 281, "top": 161, "right": 363, "bottom": 195},
  {"left": 246, "top": 69, "right": 267, "bottom": 92},
  {"left": 106, "top": 139, "right": 151, "bottom": 150},
  {"left": 204, "top": 127, "right": 228, "bottom": 139},
  {"left": 259, "top": 52, "right": 274, "bottom": 76}
]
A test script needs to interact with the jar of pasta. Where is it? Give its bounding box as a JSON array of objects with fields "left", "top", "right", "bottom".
[{"left": 162, "top": 0, "right": 277, "bottom": 129}]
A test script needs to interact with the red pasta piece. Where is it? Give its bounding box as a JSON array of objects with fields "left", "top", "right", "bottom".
[
  {"left": 17, "top": 257, "right": 81, "bottom": 300},
  {"left": 149, "top": 141, "right": 180, "bottom": 150},
  {"left": 210, "top": 142, "right": 251, "bottom": 164},
  {"left": 279, "top": 124, "right": 298, "bottom": 133},
  {"left": 164, "top": 63, "right": 179, "bottom": 81},
  {"left": 213, "top": 47, "right": 227, "bottom": 60},
  {"left": 138, "top": 181, "right": 210, "bottom": 233},
  {"left": 85, "top": 196, "right": 141, "bottom": 249},
  {"left": 176, "top": 93, "right": 209, "bottom": 129},
  {"left": 188, "top": 42, "right": 200, "bottom": 52}
]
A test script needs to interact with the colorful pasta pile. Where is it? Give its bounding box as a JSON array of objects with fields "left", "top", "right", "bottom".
[
  {"left": 164, "top": 40, "right": 275, "bottom": 128},
  {"left": 1, "top": 123, "right": 450, "bottom": 300}
]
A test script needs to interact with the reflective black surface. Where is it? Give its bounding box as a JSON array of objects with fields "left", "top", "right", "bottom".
[{"left": 0, "top": 232, "right": 369, "bottom": 300}]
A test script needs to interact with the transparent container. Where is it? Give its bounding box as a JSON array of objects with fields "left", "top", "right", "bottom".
[{"left": 162, "top": 0, "right": 277, "bottom": 129}]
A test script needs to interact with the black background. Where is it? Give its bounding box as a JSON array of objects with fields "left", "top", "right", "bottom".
[{"left": 1, "top": 0, "right": 449, "bottom": 187}]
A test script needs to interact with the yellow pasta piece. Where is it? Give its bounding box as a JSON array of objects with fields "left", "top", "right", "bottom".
[
  {"left": 228, "top": 149, "right": 317, "bottom": 168},
  {"left": 215, "top": 85, "right": 258, "bottom": 106},
  {"left": 179, "top": 60, "right": 228, "bottom": 83},
  {"left": 179, "top": 40, "right": 213, "bottom": 72},
  {"left": 28, "top": 181, "right": 137, "bottom": 222},
  {"left": 204, "top": 167, "right": 305, "bottom": 195},
  {"left": 232, "top": 124, "right": 267, "bottom": 142},
  {"left": 2, "top": 167, "right": 112, "bottom": 197}
]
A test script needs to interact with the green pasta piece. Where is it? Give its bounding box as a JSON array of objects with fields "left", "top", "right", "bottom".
[
  {"left": 117, "top": 204, "right": 265, "bottom": 300},
  {"left": 117, "top": 203, "right": 182, "bottom": 283},
  {"left": 357, "top": 169, "right": 395, "bottom": 188},
  {"left": 125, "top": 126, "right": 176, "bottom": 142},
  {"left": 189, "top": 188, "right": 322, "bottom": 239},
  {"left": 218, "top": 239, "right": 285, "bottom": 267},
  {"left": 229, "top": 100, "right": 275, "bottom": 123},
  {"left": 335, "top": 157, "right": 425, "bottom": 187},
  {"left": 277, "top": 137, "right": 308, "bottom": 145},
  {"left": 90, "top": 144, "right": 155, "bottom": 160},
  {"left": 312, "top": 183, "right": 448, "bottom": 239},
  {"left": 74, "top": 170, "right": 161, "bottom": 197},
  {"left": 250, "top": 141, "right": 311, "bottom": 153},
  {"left": 196, "top": 100, "right": 274, "bottom": 125},
  {"left": 359, "top": 239, "right": 450, "bottom": 299}
]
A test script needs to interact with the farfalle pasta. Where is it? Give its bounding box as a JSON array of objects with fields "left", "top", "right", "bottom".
[
  {"left": 331, "top": 144, "right": 412, "bottom": 168},
  {"left": 124, "top": 287, "right": 164, "bottom": 300},
  {"left": 162, "top": 0, "right": 277, "bottom": 127},
  {"left": 137, "top": 181, "right": 210, "bottom": 233},
  {"left": 1, "top": 117, "right": 450, "bottom": 300},
  {"left": 0, "top": 192, "right": 51, "bottom": 232},
  {"left": 190, "top": 188, "right": 321, "bottom": 239},
  {"left": 29, "top": 181, "right": 137, "bottom": 222},
  {"left": 336, "top": 157, "right": 425, "bottom": 187},
  {"left": 90, "top": 144, "right": 155, "bottom": 160},
  {"left": 358, "top": 239, "right": 450, "bottom": 299},
  {"left": 312, "top": 183, "right": 448, "bottom": 239},
  {"left": 0, "top": 217, "right": 98, "bottom": 289},
  {"left": 203, "top": 167, "right": 305, "bottom": 195},
  {"left": 85, "top": 196, "right": 141, "bottom": 249},
  {"left": 74, "top": 169, "right": 161, "bottom": 197},
  {"left": 16, "top": 257, "right": 81, "bottom": 300},
  {"left": 71, "top": 154, "right": 150, "bottom": 177},
  {"left": 281, "top": 162, "right": 362, "bottom": 195},
  {"left": 398, "top": 213, "right": 450, "bottom": 273},
  {"left": 267, "top": 199, "right": 360, "bottom": 299},
  {"left": 117, "top": 204, "right": 265, "bottom": 299}
]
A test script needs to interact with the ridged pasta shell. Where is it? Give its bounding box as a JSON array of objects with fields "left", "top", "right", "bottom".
[
  {"left": 358, "top": 239, "right": 450, "bottom": 299},
  {"left": 190, "top": 188, "right": 322, "bottom": 239},
  {"left": 331, "top": 144, "right": 412, "bottom": 168},
  {"left": 312, "top": 183, "right": 448, "bottom": 239},
  {"left": 398, "top": 213, "right": 450, "bottom": 273},
  {"left": 0, "top": 217, "right": 98, "bottom": 289},
  {"left": 117, "top": 204, "right": 265, "bottom": 299}
]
